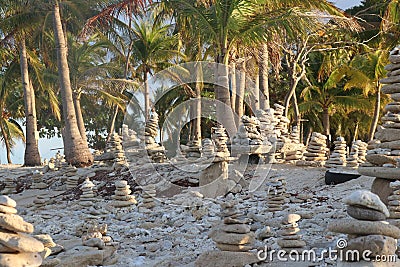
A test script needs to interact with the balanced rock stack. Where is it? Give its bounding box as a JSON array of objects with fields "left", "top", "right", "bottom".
[
  {"left": 232, "top": 115, "right": 263, "bottom": 146},
  {"left": 266, "top": 177, "right": 288, "bottom": 212},
  {"left": 0, "top": 195, "right": 45, "bottom": 267},
  {"left": 273, "top": 104, "right": 290, "bottom": 138},
  {"left": 2, "top": 177, "right": 15, "bottom": 195},
  {"left": 277, "top": 214, "right": 306, "bottom": 252},
  {"left": 185, "top": 139, "right": 202, "bottom": 159},
  {"left": 109, "top": 133, "right": 126, "bottom": 166},
  {"left": 355, "top": 140, "right": 368, "bottom": 164},
  {"left": 388, "top": 180, "right": 400, "bottom": 219},
  {"left": 31, "top": 170, "right": 47, "bottom": 190},
  {"left": 64, "top": 165, "right": 79, "bottom": 190},
  {"left": 209, "top": 201, "right": 254, "bottom": 251},
  {"left": 144, "top": 112, "right": 166, "bottom": 163},
  {"left": 300, "top": 132, "right": 328, "bottom": 166},
  {"left": 211, "top": 125, "right": 230, "bottom": 160},
  {"left": 196, "top": 201, "right": 259, "bottom": 267},
  {"left": 121, "top": 124, "right": 140, "bottom": 148},
  {"left": 328, "top": 190, "right": 400, "bottom": 266},
  {"left": 141, "top": 184, "right": 156, "bottom": 209},
  {"left": 346, "top": 142, "right": 360, "bottom": 168},
  {"left": 289, "top": 126, "right": 300, "bottom": 144},
  {"left": 255, "top": 109, "right": 277, "bottom": 141},
  {"left": 55, "top": 151, "right": 67, "bottom": 169},
  {"left": 79, "top": 178, "right": 96, "bottom": 207},
  {"left": 111, "top": 180, "right": 137, "bottom": 208},
  {"left": 201, "top": 139, "right": 215, "bottom": 158},
  {"left": 325, "top": 136, "right": 347, "bottom": 168}
]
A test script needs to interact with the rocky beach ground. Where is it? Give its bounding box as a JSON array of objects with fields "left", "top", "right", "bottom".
[{"left": 0, "top": 162, "right": 385, "bottom": 267}]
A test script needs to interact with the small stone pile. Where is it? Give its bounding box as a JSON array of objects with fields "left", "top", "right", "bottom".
[
  {"left": 355, "top": 140, "right": 368, "bottom": 164},
  {"left": 211, "top": 125, "right": 230, "bottom": 160},
  {"left": 79, "top": 178, "right": 96, "bottom": 207},
  {"left": 185, "top": 139, "right": 202, "bottom": 159},
  {"left": 121, "top": 124, "right": 140, "bottom": 148},
  {"left": 141, "top": 184, "right": 156, "bottom": 209},
  {"left": 109, "top": 133, "right": 126, "bottom": 167},
  {"left": 300, "top": 132, "right": 328, "bottom": 166},
  {"left": 31, "top": 170, "right": 47, "bottom": 190},
  {"left": 82, "top": 223, "right": 113, "bottom": 249},
  {"left": 55, "top": 151, "right": 66, "bottom": 169},
  {"left": 346, "top": 142, "right": 360, "bottom": 168},
  {"left": 289, "top": 126, "right": 300, "bottom": 144},
  {"left": 201, "top": 139, "right": 215, "bottom": 158},
  {"left": 273, "top": 104, "right": 290, "bottom": 138},
  {"left": 328, "top": 190, "right": 400, "bottom": 265},
  {"left": 111, "top": 180, "right": 137, "bottom": 208},
  {"left": 255, "top": 109, "right": 277, "bottom": 142},
  {"left": 266, "top": 177, "right": 287, "bottom": 212},
  {"left": 144, "top": 112, "right": 166, "bottom": 163},
  {"left": 232, "top": 115, "right": 263, "bottom": 146},
  {"left": 209, "top": 201, "right": 254, "bottom": 252},
  {"left": 64, "top": 165, "right": 79, "bottom": 190},
  {"left": 0, "top": 195, "right": 45, "bottom": 267},
  {"left": 325, "top": 136, "right": 347, "bottom": 168},
  {"left": 2, "top": 177, "right": 14, "bottom": 195},
  {"left": 277, "top": 214, "right": 306, "bottom": 252},
  {"left": 388, "top": 180, "right": 400, "bottom": 219}
]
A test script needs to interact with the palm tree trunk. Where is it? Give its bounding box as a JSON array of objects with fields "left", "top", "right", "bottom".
[
  {"left": 144, "top": 70, "right": 150, "bottom": 120},
  {"left": 254, "top": 74, "right": 260, "bottom": 111},
  {"left": 106, "top": 106, "right": 119, "bottom": 143},
  {"left": 193, "top": 62, "right": 203, "bottom": 143},
  {"left": 73, "top": 91, "right": 90, "bottom": 148},
  {"left": 235, "top": 60, "right": 246, "bottom": 123},
  {"left": 53, "top": 0, "right": 93, "bottom": 166},
  {"left": 369, "top": 86, "right": 381, "bottom": 141},
  {"left": 216, "top": 52, "right": 236, "bottom": 136},
  {"left": 20, "top": 38, "right": 41, "bottom": 166},
  {"left": 259, "top": 43, "right": 270, "bottom": 110},
  {"left": 322, "top": 107, "right": 330, "bottom": 136},
  {"left": 0, "top": 123, "right": 12, "bottom": 164},
  {"left": 229, "top": 62, "right": 236, "bottom": 111}
]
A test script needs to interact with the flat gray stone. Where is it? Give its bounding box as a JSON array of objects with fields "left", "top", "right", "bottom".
[
  {"left": 344, "top": 190, "right": 389, "bottom": 217},
  {"left": 328, "top": 219, "right": 400, "bottom": 239},
  {"left": 347, "top": 205, "right": 387, "bottom": 221},
  {"left": 0, "top": 252, "right": 42, "bottom": 267}
]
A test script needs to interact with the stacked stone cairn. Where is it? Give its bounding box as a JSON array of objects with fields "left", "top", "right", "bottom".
[
  {"left": 109, "top": 133, "right": 126, "bottom": 167},
  {"left": 358, "top": 46, "right": 400, "bottom": 203},
  {"left": 79, "top": 178, "right": 96, "bottom": 207},
  {"left": 289, "top": 126, "right": 300, "bottom": 143},
  {"left": 121, "top": 124, "right": 140, "bottom": 148},
  {"left": 285, "top": 126, "right": 305, "bottom": 162},
  {"left": 325, "top": 136, "right": 347, "bottom": 169},
  {"left": 232, "top": 115, "right": 263, "bottom": 146},
  {"left": 144, "top": 112, "right": 166, "bottom": 163},
  {"left": 346, "top": 142, "right": 360, "bottom": 168},
  {"left": 141, "top": 184, "right": 156, "bottom": 209},
  {"left": 273, "top": 104, "right": 290, "bottom": 138},
  {"left": 2, "top": 177, "right": 15, "bottom": 195},
  {"left": 388, "top": 180, "right": 400, "bottom": 219},
  {"left": 0, "top": 195, "right": 45, "bottom": 267},
  {"left": 355, "top": 140, "right": 368, "bottom": 164},
  {"left": 209, "top": 201, "right": 254, "bottom": 252},
  {"left": 201, "top": 139, "right": 215, "bottom": 158},
  {"left": 298, "top": 132, "right": 328, "bottom": 166},
  {"left": 31, "top": 170, "right": 47, "bottom": 190},
  {"left": 33, "top": 195, "right": 48, "bottom": 210},
  {"left": 211, "top": 125, "right": 230, "bottom": 160},
  {"left": 277, "top": 214, "right": 306, "bottom": 252},
  {"left": 64, "top": 165, "right": 79, "bottom": 190},
  {"left": 185, "top": 139, "right": 202, "bottom": 159},
  {"left": 111, "top": 180, "right": 137, "bottom": 208},
  {"left": 266, "top": 177, "right": 288, "bottom": 212},
  {"left": 255, "top": 109, "right": 277, "bottom": 142},
  {"left": 328, "top": 190, "right": 400, "bottom": 265},
  {"left": 82, "top": 223, "right": 112, "bottom": 249}
]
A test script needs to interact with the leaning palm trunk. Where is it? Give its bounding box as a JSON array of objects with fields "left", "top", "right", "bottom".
[
  {"left": 53, "top": 0, "right": 93, "bottom": 166},
  {"left": 0, "top": 123, "right": 12, "bottom": 164},
  {"left": 229, "top": 61, "right": 236, "bottom": 111},
  {"left": 73, "top": 92, "right": 90, "bottom": 148},
  {"left": 144, "top": 70, "right": 150, "bottom": 120},
  {"left": 216, "top": 55, "right": 236, "bottom": 137},
  {"left": 235, "top": 60, "right": 246, "bottom": 123},
  {"left": 20, "top": 38, "right": 41, "bottom": 166},
  {"left": 259, "top": 43, "right": 270, "bottom": 110},
  {"left": 369, "top": 85, "right": 381, "bottom": 141}
]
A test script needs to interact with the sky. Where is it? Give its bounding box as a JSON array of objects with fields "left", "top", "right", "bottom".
[{"left": 0, "top": 0, "right": 364, "bottom": 165}]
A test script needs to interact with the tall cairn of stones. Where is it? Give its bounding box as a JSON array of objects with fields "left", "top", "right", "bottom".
[
  {"left": 255, "top": 109, "right": 277, "bottom": 163},
  {"left": 111, "top": 180, "right": 137, "bottom": 209},
  {"left": 266, "top": 177, "right": 288, "bottom": 212},
  {"left": 356, "top": 140, "right": 368, "bottom": 164},
  {"left": 0, "top": 195, "right": 45, "bottom": 267},
  {"left": 346, "top": 141, "right": 360, "bottom": 169},
  {"left": 277, "top": 214, "right": 306, "bottom": 252},
  {"left": 232, "top": 115, "right": 263, "bottom": 146},
  {"left": 272, "top": 104, "right": 291, "bottom": 162},
  {"left": 201, "top": 139, "right": 215, "bottom": 158},
  {"left": 211, "top": 125, "right": 230, "bottom": 160},
  {"left": 79, "top": 178, "right": 96, "bottom": 208},
  {"left": 388, "top": 180, "right": 400, "bottom": 219},
  {"left": 110, "top": 133, "right": 126, "bottom": 168},
  {"left": 121, "top": 124, "right": 140, "bottom": 148},
  {"left": 185, "top": 139, "right": 202, "bottom": 160},
  {"left": 285, "top": 126, "right": 305, "bottom": 162},
  {"left": 144, "top": 112, "right": 166, "bottom": 163},
  {"left": 64, "top": 165, "right": 79, "bottom": 190},
  {"left": 325, "top": 136, "right": 347, "bottom": 169},
  {"left": 297, "top": 132, "right": 328, "bottom": 167},
  {"left": 359, "top": 46, "right": 400, "bottom": 204},
  {"left": 195, "top": 201, "right": 260, "bottom": 267},
  {"left": 328, "top": 190, "right": 400, "bottom": 266}
]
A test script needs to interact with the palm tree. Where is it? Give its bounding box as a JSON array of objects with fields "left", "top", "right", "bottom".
[
  {"left": 53, "top": 0, "right": 93, "bottom": 166},
  {"left": 130, "top": 15, "right": 180, "bottom": 119}
]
